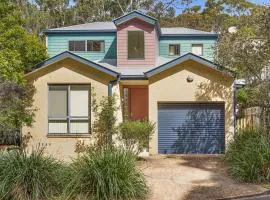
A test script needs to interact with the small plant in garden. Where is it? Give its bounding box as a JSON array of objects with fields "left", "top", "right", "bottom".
[
  {"left": 119, "top": 120, "right": 155, "bottom": 155},
  {"left": 225, "top": 127, "right": 270, "bottom": 183},
  {"left": 70, "top": 148, "right": 148, "bottom": 200},
  {"left": 75, "top": 90, "right": 118, "bottom": 153},
  {"left": 72, "top": 92, "right": 149, "bottom": 199},
  {"left": 0, "top": 148, "right": 69, "bottom": 200}
]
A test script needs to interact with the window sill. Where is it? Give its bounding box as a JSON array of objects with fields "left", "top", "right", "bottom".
[
  {"left": 47, "top": 134, "right": 91, "bottom": 138},
  {"left": 127, "top": 58, "right": 145, "bottom": 60},
  {"left": 168, "top": 55, "right": 180, "bottom": 57}
]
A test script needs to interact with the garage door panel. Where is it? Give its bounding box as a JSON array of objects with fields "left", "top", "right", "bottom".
[{"left": 158, "top": 103, "right": 225, "bottom": 154}]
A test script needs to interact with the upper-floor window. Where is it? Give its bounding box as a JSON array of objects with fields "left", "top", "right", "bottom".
[
  {"left": 169, "top": 44, "right": 180, "bottom": 56},
  {"left": 191, "top": 44, "right": 203, "bottom": 56},
  {"left": 69, "top": 40, "right": 85, "bottom": 51},
  {"left": 48, "top": 85, "right": 90, "bottom": 134},
  {"left": 87, "top": 40, "right": 105, "bottom": 52},
  {"left": 128, "top": 31, "right": 144, "bottom": 59},
  {"left": 68, "top": 40, "right": 105, "bottom": 52}
]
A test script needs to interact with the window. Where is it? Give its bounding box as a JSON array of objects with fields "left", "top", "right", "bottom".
[
  {"left": 128, "top": 31, "right": 144, "bottom": 59},
  {"left": 68, "top": 40, "right": 105, "bottom": 52},
  {"left": 169, "top": 44, "right": 180, "bottom": 56},
  {"left": 68, "top": 41, "right": 86, "bottom": 51},
  {"left": 87, "top": 40, "right": 105, "bottom": 52},
  {"left": 191, "top": 44, "right": 203, "bottom": 56},
  {"left": 48, "top": 85, "right": 90, "bottom": 134}
]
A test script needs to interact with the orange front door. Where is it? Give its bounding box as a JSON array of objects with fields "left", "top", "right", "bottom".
[{"left": 129, "top": 87, "right": 148, "bottom": 121}]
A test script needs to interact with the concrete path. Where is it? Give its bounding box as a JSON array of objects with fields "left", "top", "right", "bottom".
[
  {"left": 240, "top": 195, "right": 270, "bottom": 200},
  {"left": 139, "top": 155, "right": 267, "bottom": 200}
]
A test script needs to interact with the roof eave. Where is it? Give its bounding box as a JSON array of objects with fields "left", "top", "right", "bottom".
[
  {"left": 43, "top": 29, "right": 116, "bottom": 34},
  {"left": 160, "top": 33, "right": 219, "bottom": 37},
  {"left": 26, "top": 51, "right": 120, "bottom": 77},
  {"left": 145, "top": 53, "right": 234, "bottom": 78},
  {"left": 113, "top": 10, "right": 157, "bottom": 25},
  {"left": 120, "top": 75, "right": 148, "bottom": 80}
]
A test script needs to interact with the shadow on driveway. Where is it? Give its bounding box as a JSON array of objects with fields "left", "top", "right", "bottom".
[
  {"left": 139, "top": 155, "right": 267, "bottom": 200},
  {"left": 180, "top": 156, "right": 266, "bottom": 200}
]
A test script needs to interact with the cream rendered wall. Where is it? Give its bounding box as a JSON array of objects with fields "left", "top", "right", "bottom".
[
  {"left": 148, "top": 60, "right": 234, "bottom": 154},
  {"left": 23, "top": 59, "right": 115, "bottom": 160},
  {"left": 112, "top": 83, "right": 123, "bottom": 125}
]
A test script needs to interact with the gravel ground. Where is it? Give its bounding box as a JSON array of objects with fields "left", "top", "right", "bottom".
[{"left": 138, "top": 155, "right": 267, "bottom": 200}]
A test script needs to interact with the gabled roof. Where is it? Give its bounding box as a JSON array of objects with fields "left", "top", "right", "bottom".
[
  {"left": 113, "top": 10, "right": 162, "bottom": 36},
  {"left": 144, "top": 53, "right": 233, "bottom": 77},
  {"left": 27, "top": 51, "right": 120, "bottom": 77},
  {"left": 43, "top": 11, "right": 217, "bottom": 37},
  {"left": 113, "top": 10, "right": 157, "bottom": 26},
  {"left": 27, "top": 52, "right": 233, "bottom": 79}
]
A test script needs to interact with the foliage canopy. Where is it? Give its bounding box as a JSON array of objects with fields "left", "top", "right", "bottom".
[{"left": 0, "top": 0, "right": 47, "bottom": 132}]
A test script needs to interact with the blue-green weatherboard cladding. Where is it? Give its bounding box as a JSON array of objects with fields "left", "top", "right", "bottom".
[{"left": 47, "top": 33, "right": 117, "bottom": 60}]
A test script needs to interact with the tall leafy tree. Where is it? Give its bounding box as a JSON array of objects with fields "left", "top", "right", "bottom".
[
  {"left": 216, "top": 6, "right": 270, "bottom": 133},
  {"left": 74, "top": 0, "right": 153, "bottom": 23},
  {"left": 12, "top": 0, "right": 75, "bottom": 35},
  {"left": 0, "top": 0, "right": 47, "bottom": 131}
]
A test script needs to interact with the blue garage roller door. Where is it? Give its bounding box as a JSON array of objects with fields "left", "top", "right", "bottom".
[{"left": 158, "top": 103, "right": 225, "bottom": 154}]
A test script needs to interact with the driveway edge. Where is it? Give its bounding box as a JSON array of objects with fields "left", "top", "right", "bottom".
[{"left": 217, "top": 190, "right": 270, "bottom": 200}]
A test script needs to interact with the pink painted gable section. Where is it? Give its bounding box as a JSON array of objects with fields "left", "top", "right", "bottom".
[{"left": 117, "top": 18, "right": 157, "bottom": 67}]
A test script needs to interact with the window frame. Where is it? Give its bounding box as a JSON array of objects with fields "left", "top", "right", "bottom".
[
  {"left": 87, "top": 40, "right": 105, "bottom": 52},
  {"left": 168, "top": 44, "right": 180, "bottom": 56},
  {"left": 127, "top": 30, "right": 145, "bottom": 60},
  {"left": 68, "top": 40, "right": 105, "bottom": 52},
  {"left": 47, "top": 84, "right": 91, "bottom": 135},
  {"left": 191, "top": 44, "right": 204, "bottom": 56},
  {"left": 68, "top": 40, "right": 86, "bottom": 52}
]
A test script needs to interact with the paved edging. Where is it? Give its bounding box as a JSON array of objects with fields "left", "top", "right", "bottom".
[{"left": 217, "top": 190, "right": 270, "bottom": 200}]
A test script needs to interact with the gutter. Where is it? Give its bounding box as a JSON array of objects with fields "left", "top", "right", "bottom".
[
  {"left": 160, "top": 34, "right": 218, "bottom": 37},
  {"left": 43, "top": 30, "right": 116, "bottom": 34},
  {"left": 108, "top": 74, "right": 121, "bottom": 97},
  {"left": 120, "top": 75, "right": 148, "bottom": 80}
]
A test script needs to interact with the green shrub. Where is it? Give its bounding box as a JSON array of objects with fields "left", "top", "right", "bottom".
[
  {"left": 0, "top": 149, "right": 68, "bottom": 200},
  {"left": 119, "top": 120, "right": 155, "bottom": 154},
  {"left": 225, "top": 128, "right": 270, "bottom": 183},
  {"left": 70, "top": 148, "right": 148, "bottom": 200},
  {"left": 75, "top": 93, "right": 118, "bottom": 154}
]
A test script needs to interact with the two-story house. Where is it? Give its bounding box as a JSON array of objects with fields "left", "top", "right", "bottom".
[{"left": 24, "top": 11, "right": 234, "bottom": 159}]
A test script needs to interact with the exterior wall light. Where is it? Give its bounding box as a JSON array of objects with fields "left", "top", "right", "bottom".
[{"left": 187, "top": 76, "right": 193, "bottom": 82}]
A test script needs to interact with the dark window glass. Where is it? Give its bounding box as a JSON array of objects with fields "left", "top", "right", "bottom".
[
  {"left": 68, "top": 41, "right": 85, "bottom": 51},
  {"left": 169, "top": 44, "right": 180, "bottom": 56},
  {"left": 87, "top": 40, "right": 105, "bottom": 52},
  {"left": 128, "top": 31, "right": 144, "bottom": 59}
]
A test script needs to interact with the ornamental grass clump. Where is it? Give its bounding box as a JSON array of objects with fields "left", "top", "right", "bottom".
[
  {"left": 71, "top": 148, "right": 148, "bottom": 200},
  {"left": 225, "top": 128, "right": 270, "bottom": 183},
  {"left": 0, "top": 149, "right": 68, "bottom": 200}
]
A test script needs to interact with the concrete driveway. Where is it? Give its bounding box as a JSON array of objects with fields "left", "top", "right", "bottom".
[{"left": 139, "top": 155, "right": 267, "bottom": 200}]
